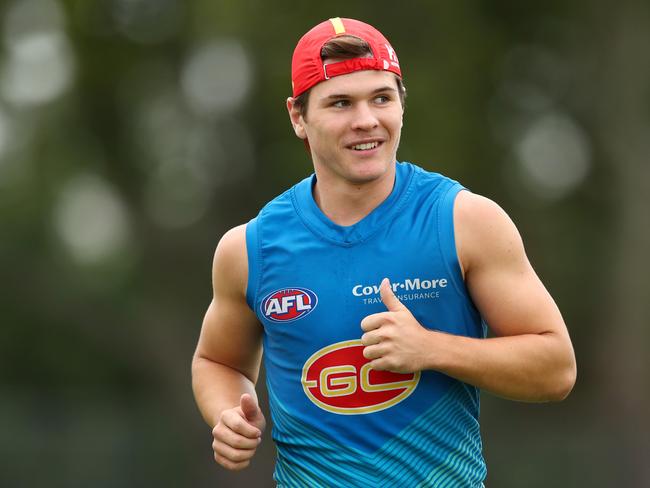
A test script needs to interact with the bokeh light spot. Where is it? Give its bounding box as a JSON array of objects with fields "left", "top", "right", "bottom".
[
  {"left": 1, "top": 31, "right": 75, "bottom": 107},
  {"left": 516, "top": 112, "right": 591, "bottom": 200},
  {"left": 180, "top": 40, "right": 252, "bottom": 117},
  {"left": 53, "top": 174, "right": 132, "bottom": 264}
]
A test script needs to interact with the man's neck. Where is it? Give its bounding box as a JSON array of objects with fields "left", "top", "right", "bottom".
[{"left": 312, "top": 165, "right": 396, "bottom": 227}]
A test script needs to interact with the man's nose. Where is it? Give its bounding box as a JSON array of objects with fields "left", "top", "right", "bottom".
[{"left": 350, "top": 102, "right": 379, "bottom": 131}]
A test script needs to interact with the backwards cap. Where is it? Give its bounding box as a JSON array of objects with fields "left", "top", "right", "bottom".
[{"left": 291, "top": 17, "right": 401, "bottom": 98}]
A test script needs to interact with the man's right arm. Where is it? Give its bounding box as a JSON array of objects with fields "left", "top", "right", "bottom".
[{"left": 191, "top": 224, "right": 266, "bottom": 470}]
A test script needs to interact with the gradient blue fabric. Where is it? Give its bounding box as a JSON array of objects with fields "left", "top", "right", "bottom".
[{"left": 246, "top": 162, "right": 487, "bottom": 487}]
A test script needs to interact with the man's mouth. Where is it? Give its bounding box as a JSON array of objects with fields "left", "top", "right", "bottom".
[{"left": 351, "top": 141, "right": 380, "bottom": 151}]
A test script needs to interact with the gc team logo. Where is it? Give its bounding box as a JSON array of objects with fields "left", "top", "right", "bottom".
[
  {"left": 261, "top": 287, "right": 318, "bottom": 323},
  {"left": 301, "top": 340, "right": 420, "bottom": 415}
]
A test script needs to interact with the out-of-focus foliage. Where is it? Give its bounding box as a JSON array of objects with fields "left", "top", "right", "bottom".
[{"left": 1, "top": 0, "right": 648, "bottom": 486}]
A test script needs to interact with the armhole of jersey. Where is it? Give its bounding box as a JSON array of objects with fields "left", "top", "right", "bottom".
[
  {"left": 437, "top": 182, "right": 468, "bottom": 298},
  {"left": 245, "top": 217, "right": 260, "bottom": 312}
]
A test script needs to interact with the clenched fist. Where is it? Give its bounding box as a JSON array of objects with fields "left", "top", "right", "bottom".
[
  {"left": 212, "top": 393, "right": 266, "bottom": 471},
  {"left": 360, "top": 278, "right": 431, "bottom": 373}
]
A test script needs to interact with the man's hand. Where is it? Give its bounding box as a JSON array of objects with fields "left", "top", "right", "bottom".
[
  {"left": 212, "top": 393, "right": 266, "bottom": 471},
  {"left": 360, "top": 278, "right": 430, "bottom": 373}
]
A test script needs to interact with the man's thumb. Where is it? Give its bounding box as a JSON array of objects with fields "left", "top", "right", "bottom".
[
  {"left": 380, "top": 278, "right": 404, "bottom": 312},
  {"left": 240, "top": 393, "right": 261, "bottom": 421}
]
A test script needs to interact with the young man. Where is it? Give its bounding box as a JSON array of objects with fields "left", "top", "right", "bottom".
[{"left": 192, "top": 17, "right": 576, "bottom": 487}]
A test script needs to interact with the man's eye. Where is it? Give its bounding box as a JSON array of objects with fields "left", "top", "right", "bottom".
[
  {"left": 332, "top": 100, "right": 350, "bottom": 108},
  {"left": 375, "top": 95, "right": 390, "bottom": 104}
]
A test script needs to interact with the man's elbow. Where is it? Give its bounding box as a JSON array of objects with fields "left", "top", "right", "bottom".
[{"left": 546, "top": 360, "right": 577, "bottom": 402}]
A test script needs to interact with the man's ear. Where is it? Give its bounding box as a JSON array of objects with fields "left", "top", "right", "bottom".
[{"left": 287, "top": 97, "right": 307, "bottom": 140}]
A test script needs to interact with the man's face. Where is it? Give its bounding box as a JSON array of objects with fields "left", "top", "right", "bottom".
[{"left": 288, "top": 70, "right": 404, "bottom": 186}]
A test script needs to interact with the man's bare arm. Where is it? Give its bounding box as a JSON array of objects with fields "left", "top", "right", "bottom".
[
  {"left": 191, "top": 224, "right": 265, "bottom": 470},
  {"left": 436, "top": 191, "right": 576, "bottom": 401},
  {"left": 361, "top": 191, "right": 576, "bottom": 402}
]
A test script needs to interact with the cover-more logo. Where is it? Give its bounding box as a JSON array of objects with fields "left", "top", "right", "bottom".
[
  {"left": 301, "top": 340, "right": 420, "bottom": 414},
  {"left": 352, "top": 277, "right": 448, "bottom": 297},
  {"left": 261, "top": 287, "right": 318, "bottom": 323}
]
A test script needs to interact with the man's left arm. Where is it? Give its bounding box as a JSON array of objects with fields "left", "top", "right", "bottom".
[{"left": 361, "top": 191, "right": 576, "bottom": 402}]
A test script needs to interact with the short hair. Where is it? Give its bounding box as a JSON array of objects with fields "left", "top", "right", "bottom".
[{"left": 293, "top": 35, "right": 407, "bottom": 119}]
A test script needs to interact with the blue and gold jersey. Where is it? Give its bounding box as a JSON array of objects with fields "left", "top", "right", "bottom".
[{"left": 246, "top": 162, "right": 487, "bottom": 487}]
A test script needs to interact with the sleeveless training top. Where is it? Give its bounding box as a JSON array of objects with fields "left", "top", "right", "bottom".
[{"left": 246, "top": 162, "right": 487, "bottom": 487}]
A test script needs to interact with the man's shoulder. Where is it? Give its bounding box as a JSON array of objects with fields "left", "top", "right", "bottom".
[
  {"left": 399, "top": 162, "right": 467, "bottom": 205},
  {"left": 454, "top": 191, "right": 524, "bottom": 273},
  {"left": 215, "top": 224, "right": 247, "bottom": 264},
  {"left": 401, "top": 161, "right": 462, "bottom": 187},
  {"left": 212, "top": 224, "right": 249, "bottom": 297},
  {"left": 454, "top": 191, "right": 511, "bottom": 228}
]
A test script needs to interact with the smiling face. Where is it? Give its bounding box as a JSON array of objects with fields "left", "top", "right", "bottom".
[{"left": 287, "top": 69, "right": 404, "bottom": 187}]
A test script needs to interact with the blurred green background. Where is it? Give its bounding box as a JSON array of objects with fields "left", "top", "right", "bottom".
[{"left": 1, "top": 0, "right": 649, "bottom": 486}]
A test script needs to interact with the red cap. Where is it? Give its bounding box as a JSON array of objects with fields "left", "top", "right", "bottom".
[{"left": 291, "top": 17, "right": 401, "bottom": 98}]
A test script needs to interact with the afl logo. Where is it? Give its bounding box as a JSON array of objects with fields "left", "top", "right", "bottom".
[
  {"left": 261, "top": 287, "right": 318, "bottom": 323},
  {"left": 301, "top": 340, "right": 420, "bottom": 415}
]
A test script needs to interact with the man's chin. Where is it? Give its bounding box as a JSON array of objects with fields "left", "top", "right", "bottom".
[{"left": 346, "top": 163, "right": 393, "bottom": 186}]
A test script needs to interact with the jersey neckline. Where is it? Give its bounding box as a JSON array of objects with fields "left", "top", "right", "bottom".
[{"left": 292, "top": 161, "right": 415, "bottom": 246}]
